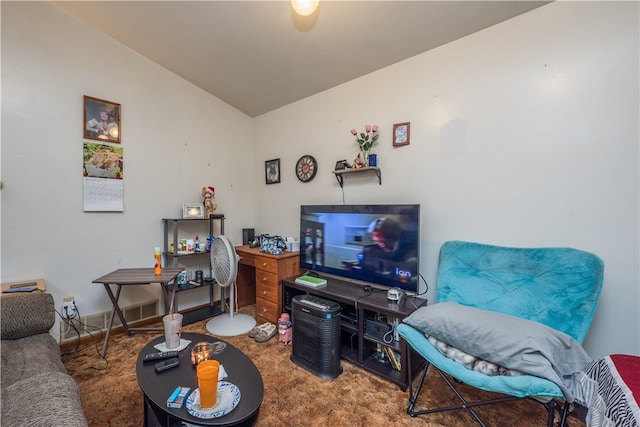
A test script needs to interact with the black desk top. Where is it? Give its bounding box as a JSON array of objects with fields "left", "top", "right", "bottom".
[{"left": 136, "top": 332, "right": 263, "bottom": 426}]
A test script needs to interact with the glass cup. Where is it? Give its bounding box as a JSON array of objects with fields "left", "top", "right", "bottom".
[
  {"left": 191, "top": 342, "right": 215, "bottom": 365},
  {"left": 197, "top": 359, "right": 219, "bottom": 408}
]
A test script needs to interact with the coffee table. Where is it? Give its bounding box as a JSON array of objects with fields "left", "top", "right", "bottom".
[{"left": 136, "top": 332, "right": 264, "bottom": 426}]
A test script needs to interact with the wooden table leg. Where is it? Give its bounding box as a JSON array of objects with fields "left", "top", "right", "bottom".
[{"left": 101, "top": 284, "right": 129, "bottom": 358}]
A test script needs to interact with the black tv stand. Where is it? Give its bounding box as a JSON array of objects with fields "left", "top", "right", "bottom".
[{"left": 281, "top": 275, "right": 427, "bottom": 390}]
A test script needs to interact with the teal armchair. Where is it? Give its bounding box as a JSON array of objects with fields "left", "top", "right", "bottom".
[{"left": 398, "top": 240, "right": 604, "bottom": 426}]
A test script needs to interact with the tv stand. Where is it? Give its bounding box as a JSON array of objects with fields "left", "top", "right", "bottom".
[{"left": 281, "top": 275, "right": 426, "bottom": 390}]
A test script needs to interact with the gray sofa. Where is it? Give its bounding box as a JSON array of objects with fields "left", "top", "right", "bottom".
[{"left": 1, "top": 292, "right": 87, "bottom": 427}]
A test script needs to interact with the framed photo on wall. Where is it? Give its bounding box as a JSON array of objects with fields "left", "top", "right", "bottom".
[
  {"left": 265, "top": 158, "right": 281, "bottom": 184},
  {"left": 393, "top": 122, "right": 410, "bottom": 147},
  {"left": 84, "top": 95, "right": 121, "bottom": 144}
]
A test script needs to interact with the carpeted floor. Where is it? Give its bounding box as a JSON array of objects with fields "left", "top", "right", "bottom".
[{"left": 62, "top": 306, "right": 586, "bottom": 427}]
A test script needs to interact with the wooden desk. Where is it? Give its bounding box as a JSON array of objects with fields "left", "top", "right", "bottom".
[
  {"left": 235, "top": 246, "right": 300, "bottom": 324},
  {"left": 92, "top": 267, "right": 183, "bottom": 358}
]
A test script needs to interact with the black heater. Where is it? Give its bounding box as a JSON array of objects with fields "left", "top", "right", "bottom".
[{"left": 290, "top": 295, "right": 342, "bottom": 379}]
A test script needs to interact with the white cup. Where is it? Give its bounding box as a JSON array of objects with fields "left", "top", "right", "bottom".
[{"left": 163, "top": 313, "right": 183, "bottom": 350}]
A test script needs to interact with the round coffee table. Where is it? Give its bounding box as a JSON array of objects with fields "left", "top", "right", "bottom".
[{"left": 136, "top": 332, "right": 263, "bottom": 426}]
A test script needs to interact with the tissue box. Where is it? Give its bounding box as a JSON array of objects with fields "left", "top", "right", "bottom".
[{"left": 285, "top": 237, "right": 300, "bottom": 252}]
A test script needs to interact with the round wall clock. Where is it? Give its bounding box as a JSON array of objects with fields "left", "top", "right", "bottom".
[{"left": 295, "top": 155, "right": 318, "bottom": 182}]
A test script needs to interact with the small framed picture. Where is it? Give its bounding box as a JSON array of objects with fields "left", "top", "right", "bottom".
[
  {"left": 393, "top": 122, "right": 410, "bottom": 147},
  {"left": 84, "top": 96, "right": 121, "bottom": 143},
  {"left": 183, "top": 204, "right": 204, "bottom": 219},
  {"left": 265, "top": 158, "right": 281, "bottom": 184}
]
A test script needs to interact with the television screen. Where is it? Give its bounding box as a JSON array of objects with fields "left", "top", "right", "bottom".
[{"left": 300, "top": 204, "right": 420, "bottom": 293}]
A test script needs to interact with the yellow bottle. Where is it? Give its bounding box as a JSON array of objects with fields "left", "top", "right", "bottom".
[{"left": 154, "top": 247, "right": 162, "bottom": 275}]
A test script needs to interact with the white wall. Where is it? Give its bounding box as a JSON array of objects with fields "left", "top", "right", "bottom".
[
  {"left": 1, "top": 2, "right": 254, "bottom": 340},
  {"left": 1, "top": 2, "right": 638, "bottom": 358},
  {"left": 252, "top": 2, "right": 639, "bottom": 358}
]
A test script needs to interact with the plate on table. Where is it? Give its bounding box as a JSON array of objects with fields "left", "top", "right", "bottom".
[{"left": 186, "top": 382, "right": 241, "bottom": 419}]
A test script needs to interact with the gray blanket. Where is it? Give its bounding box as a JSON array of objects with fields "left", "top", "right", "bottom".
[{"left": 403, "top": 302, "right": 594, "bottom": 402}]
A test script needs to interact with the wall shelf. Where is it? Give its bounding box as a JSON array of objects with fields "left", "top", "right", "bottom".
[{"left": 332, "top": 167, "right": 381, "bottom": 187}]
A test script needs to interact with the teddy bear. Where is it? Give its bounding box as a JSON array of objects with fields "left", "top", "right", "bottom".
[
  {"left": 202, "top": 186, "right": 217, "bottom": 218},
  {"left": 352, "top": 152, "right": 365, "bottom": 168},
  {"left": 277, "top": 313, "right": 292, "bottom": 345}
]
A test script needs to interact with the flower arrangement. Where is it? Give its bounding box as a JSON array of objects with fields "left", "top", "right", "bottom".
[{"left": 351, "top": 125, "right": 379, "bottom": 152}]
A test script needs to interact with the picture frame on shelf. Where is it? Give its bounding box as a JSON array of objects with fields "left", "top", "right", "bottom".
[
  {"left": 265, "top": 158, "right": 281, "bottom": 184},
  {"left": 392, "top": 122, "right": 410, "bottom": 147},
  {"left": 84, "top": 95, "right": 121, "bottom": 144},
  {"left": 183, "top": 204, "right": 204, "bottom": 219}
]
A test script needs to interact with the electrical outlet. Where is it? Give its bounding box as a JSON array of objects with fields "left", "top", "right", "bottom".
[{"left": 62, "top": 297, "right": 77, "bottom": 319}]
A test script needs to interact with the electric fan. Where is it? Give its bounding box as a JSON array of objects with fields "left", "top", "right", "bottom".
[{"left": 205, "top": 235, "right": 256, "bottom": 336}]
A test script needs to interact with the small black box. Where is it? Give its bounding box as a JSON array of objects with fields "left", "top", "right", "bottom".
[
  {"left": 365, "top": 318, "right": 391, "bottom": 340},
  {"left": 242, "top": 228, "right": 255, "bottom": 245}
]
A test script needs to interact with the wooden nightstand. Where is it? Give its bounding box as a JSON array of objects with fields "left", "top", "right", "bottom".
[{"left": 235, "top": 245, "right": 300, "bottom": 324}]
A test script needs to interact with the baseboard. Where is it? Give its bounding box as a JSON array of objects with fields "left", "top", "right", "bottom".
[{"left": 59, "top": 301, "right": 221, "bottom": 353}]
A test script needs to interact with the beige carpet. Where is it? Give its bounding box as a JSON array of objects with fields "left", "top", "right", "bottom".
[{"left": 62, "top": 306, "right": 586, "bottom": 427}]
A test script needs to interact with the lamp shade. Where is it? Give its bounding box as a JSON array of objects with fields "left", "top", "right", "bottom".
[{"left": 291, "top": 0, "right": 319, "bottom": 16}]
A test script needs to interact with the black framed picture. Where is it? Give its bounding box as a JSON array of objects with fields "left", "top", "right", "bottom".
[{"left": 265, "top": 158, "right": 281, "bottom": 184}]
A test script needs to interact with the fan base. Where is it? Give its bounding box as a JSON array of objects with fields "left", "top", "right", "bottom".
[{"left": 206, "top": 313, "right": 256, "bottom": 337}]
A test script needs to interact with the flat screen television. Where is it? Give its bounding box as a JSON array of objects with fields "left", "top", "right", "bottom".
[{"left": 300, "top": 204, "right": 420, "bottom": 293}]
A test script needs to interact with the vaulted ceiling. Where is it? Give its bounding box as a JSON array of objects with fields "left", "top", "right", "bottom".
[{"left": 53, "top": 1, "right": 549, "bottom": 117}]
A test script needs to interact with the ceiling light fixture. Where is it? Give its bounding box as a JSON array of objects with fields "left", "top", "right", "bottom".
[{"left": 291, "top": 0, "right": 319, "bottom": 16}]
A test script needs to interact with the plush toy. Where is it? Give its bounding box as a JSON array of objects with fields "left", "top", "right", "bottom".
[
  {"left": 202, "top": 186, "right": 217, "bottom": 218},
  {"left": 353, "top": 152, "right": 365, "bottom": 168},
  {"left": 277, "top": 313, "right": 292, "bottom": 345}
]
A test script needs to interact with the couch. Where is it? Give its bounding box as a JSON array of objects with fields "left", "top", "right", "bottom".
[{"left": 1, "top": 292, "right": 87, "bottom": 427}]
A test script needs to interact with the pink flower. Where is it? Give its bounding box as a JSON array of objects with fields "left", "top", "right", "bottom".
[{"left": 350, "top": 124, "right": 380, "bottom": 152}]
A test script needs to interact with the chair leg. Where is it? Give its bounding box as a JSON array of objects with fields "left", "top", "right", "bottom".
[
  {"left": 557, "top": 401, "right": 570, "bottom": 427},
  {"left": 405, "top": 350, "right": 521, "bottom": 425},
  {"left": 544, "top": 399, "right": 570, "bottom": 427},
  {"left": 406, "top": 344, "right": 430, "bottom": 412},
  {"left": 546, "top": 399, "right": 557, "bottom": 427}
]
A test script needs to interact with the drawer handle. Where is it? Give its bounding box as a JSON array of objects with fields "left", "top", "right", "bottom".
[
  {"left": 262, "top": 307, "right": 267, "bottom": 313},
  {"left": 262, "top": 290, "right": 267, "bottom": 296},
  {"left": 262, "top": 262, "right": 267, "bottom": 267},
  {"left": 261, "top": 277, "right": 267, "bottom": 282}
]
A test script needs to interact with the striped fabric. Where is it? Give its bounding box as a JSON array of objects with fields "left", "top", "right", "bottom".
[{"left": 576, "top": 354, "right": 640, "bottom": 427}]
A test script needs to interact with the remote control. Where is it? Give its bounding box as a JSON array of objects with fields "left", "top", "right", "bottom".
[
  {"left": 143, "top": 351, "right": 179, "bottom": 363},
  {"left": 155, "top": 357, "right": 179, "bottom": 373}
]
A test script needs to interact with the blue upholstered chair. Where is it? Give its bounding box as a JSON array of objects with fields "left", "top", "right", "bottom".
[{"left": 398, "top": 240, "right": 604, "bottom": 427}]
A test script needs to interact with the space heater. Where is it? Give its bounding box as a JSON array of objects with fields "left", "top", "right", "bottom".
[{"left": 290, "top": 294, "right": 342, "bottom": 379}]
